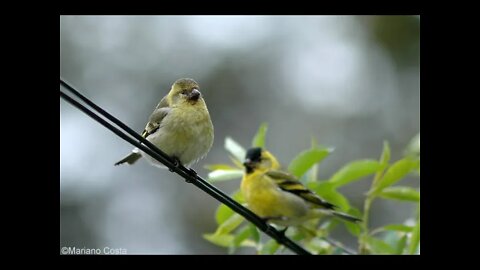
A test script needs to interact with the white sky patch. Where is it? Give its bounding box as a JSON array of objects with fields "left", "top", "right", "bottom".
[
  {"left": 60, "top": 105, "right": 114, "bottom": 193},
  {"left": 282, "top": 36, "right": 364, "bottom": 114},
  {"left": 276, "top": 16, "right": 398, "bottom": 116},
  {"left": 101, "top": 184, "right": 187, "bottom": 254},
  {"left": 95, "top": 16, "right": 129, "bottom": 52},
  {"left": 184, "top": 16, "right": 271, "bottom": 49}
]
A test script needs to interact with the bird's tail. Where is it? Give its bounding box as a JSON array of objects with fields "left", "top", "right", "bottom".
[
  {"left": 331, "top": 211, "right": 362, "bottom": 223},
  {"left": 115, "top": 152, "right": 142, "bottom": 166},
  {"left": 311, "top": 209, "right": 362, "bottom": 224}
]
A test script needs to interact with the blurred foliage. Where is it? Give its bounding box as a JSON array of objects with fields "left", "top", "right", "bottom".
[
  {"left": 203, "top": 123, "right": 420, "bottom": 255},
  {"left": 365, "top": 15, "right": 420, "bottom": 68}
]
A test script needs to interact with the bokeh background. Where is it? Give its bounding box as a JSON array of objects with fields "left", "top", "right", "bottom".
[{"left": 60, "top": 15, "right": 420, "bottom": 254}]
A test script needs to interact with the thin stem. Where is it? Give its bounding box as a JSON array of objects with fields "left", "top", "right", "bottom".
[
  {"left": 359, "top": 167, "right": 384, "bottom": 254},
  {"left": 359, "top": 197, "right": 373, "bottom": 254},
  {"left": 322, "top": 237, "right": 357, "bottom": 255},
  {"left": 299, "top": 225, "right": 357, "bottom": 254}
]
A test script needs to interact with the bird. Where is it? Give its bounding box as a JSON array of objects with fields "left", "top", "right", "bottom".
[
  {"left": 241, "top": 147, "right": 361, "bottom": 227},
  {"left": 115, "top": 78, "right": 214, "bottom": 170}
]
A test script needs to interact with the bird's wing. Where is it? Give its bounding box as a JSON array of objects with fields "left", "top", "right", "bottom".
[
  {"left": 266, "top": 169, "right": 337, "bottom": 210},
  {"left": 155, "top": 95, "right": 170, "bottom": 109},
  {"left": 141, "top": 96, "right": 171, "bottom": 138}
]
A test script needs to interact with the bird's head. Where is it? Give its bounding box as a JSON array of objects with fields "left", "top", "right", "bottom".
[
  {"left": 243, "top": 147, "right": 281, "bottom": 174},
  {"left": 169, "top": 78, "right": 203, "bottom": 105}
]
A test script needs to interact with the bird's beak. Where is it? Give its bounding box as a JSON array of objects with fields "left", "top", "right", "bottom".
[{"left": 188, "top": 88, "right": 201, "bottom": 101}]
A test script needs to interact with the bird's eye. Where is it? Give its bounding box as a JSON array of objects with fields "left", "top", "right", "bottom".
[{"left": 181, "top": 90, "right": 187, "bottom": 95}]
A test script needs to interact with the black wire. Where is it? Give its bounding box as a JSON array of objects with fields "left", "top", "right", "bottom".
[{"left": 59, "top": 79, "right": 312, "bottom": 255}]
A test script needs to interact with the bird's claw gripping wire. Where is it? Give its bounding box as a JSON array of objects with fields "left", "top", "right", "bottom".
[
  {"left": 261, "top": 216, "right": 289, "bottom": 239},
  {"left": 169, "top": 157, "right": 181, "bottom": 172},
  {"left": 169, "top": 157, "right": 197, "bottom": 182},
  {"left": 185, "top": 168, "right": 198, "bottom": 182}
]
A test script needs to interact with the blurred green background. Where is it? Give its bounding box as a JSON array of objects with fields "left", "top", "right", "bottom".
[{"left": 60, "top": 15, "right": 419, "bottom": 254}]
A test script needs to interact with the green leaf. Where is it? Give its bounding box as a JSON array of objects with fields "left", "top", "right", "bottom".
[
  {"left": 305, "top": 238, "right": 333, "bottom": 255},
  {"left": 371, "top": 158, "right": 420, "bottom": 194},
  {"left": 251, "top": 122, "right": 268, "bottom": 148},
  {"left": 378, "top": 186, "right": 420, "bottom": 202},
  {"left": 345, "top": 222, "right": 361, "bottom": 237},
  {"left": 321, "top": 219, "right": 340, "bottom": 233},
  {"left": 287, "top": 147, "right": 333, "bottom": 178},
  {"left": 329, "top": 160, "right": 382, "bottom": 188},
  {"left": 384, "top": 224, "right": 414, "bottom": 233},
  {"left": 229, "top": 225, "right": 254, "bottom": 254},
  {"left": 204, "top": 164, "right": 239, "bottom": 171},
  {"left": 365, "top": 236, "right": 396, "bottom": 254},
  {"left": 345, "top": 208, "right": 362, "bottom": 236},
  {"left": 395, "top": 234, "right": 408, "bottom": 255},
  {"left": 225, "top": 137, "right": 246, "bottom": 162},
  {"left": 308, "top": 138, "right": 321, "bottom": 182},
  {"left": 405, "top": 133, "right": 420, "bottom": 158},
  {"left": 203, "top": 233, "right": 234, "bottom": 247},
  {"left": 215, "top": 204, "right": 234, "bottom": 225},
  {"left": 307, "top": 181, "right": 334, "bottom": 192},
  {"left": 308, "top": 163, "right": 318, "bottom": 183},
  {"left": 249, "top": 223, "right": 260, "bottom": 244},
  {"left": 215, "top": 214, "right": 244, "bottom": 235},
  {"left": 372, "top": 224, "right": 414, "bottom": 235},
  {"left": 380, "top": 141, "right": 391, "bottom": 166},
  {"left": 409, "top": 220, "right": 420, "bottom": 254},
  {"left": 239, "top": 240, "right": 257, "bottom": 248},
  {"left": 307, "top": 182, "right": 350, "bottom": 211},
  {"left": 321, "top": 190, "right": 351, "bottom": 212},
  {"left": 232, "top": 190, "right": 245, "bottom": 204},
  {"left": 290, "top": 228, "right": 307, "bottom": 241},
  {"left": 207, "top": 169, "right": 243, "bottom": 183},
  {"left": 232, "top": 225, "right": 252, "bottom": 249},
  {"left": 371, "top": 142, "right": 390, "bottom": 188},
  {"left": 383, "top": 230, "right": 401, "bottom": 247},
  {"left": 229, "top": 156, "right": 245, "bottom": 169},
  {"left": 215, "top": 190, "right": 244, "bottom": 225},
  {"left": 260, "top": 239, "right": 280, "bottom": 255}
]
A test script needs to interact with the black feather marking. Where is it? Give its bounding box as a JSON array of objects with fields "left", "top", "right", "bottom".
[
  {"left": 279, "top": 187, "right": 337, "bottom": 210},
  {"left": 278, "top": 180, "right": 302, "bottom": 186},
  {"left": 245, "top": 147, "right": 262, "bottom": 162}
]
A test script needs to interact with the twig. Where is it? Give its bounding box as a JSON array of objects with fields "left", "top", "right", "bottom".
[{"left": 322, "top": 237, "right": 357, "bottom": 255}]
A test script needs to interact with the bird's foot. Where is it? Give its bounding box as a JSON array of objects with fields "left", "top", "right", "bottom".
[
  {"left": 169, "top": 157, "right": 198, "bottom": 182},
  {"left": 261, "top": 216, "right": 289, "bottom": 235},
  {"left": 169, "top": 157, "right": 181, "bottom": 172},
  {"left": 184, "top": 168, "right": 198, "bottom": 183}
]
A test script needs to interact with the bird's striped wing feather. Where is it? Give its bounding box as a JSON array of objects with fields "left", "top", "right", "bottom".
[
  {"left": 266, "top": 170, "right": 337, "bottom": 210},
  {"left": 141, "top": 96, "right": 170, "bottom": 138}
]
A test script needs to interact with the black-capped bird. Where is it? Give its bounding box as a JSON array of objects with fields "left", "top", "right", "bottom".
[
  {"left": 115, "top": 78, "right": 214, "bottom": 168},
  {"left": 241, "top": 147, "right": 361, "bottom": 227}
]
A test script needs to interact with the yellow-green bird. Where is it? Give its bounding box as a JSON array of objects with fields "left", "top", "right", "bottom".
[
  {"left": 241, "top": 147, "right": 361, "bottom": 227},
  {"left": 115, "top": 78, "right": 214, "bottom": 168}
]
